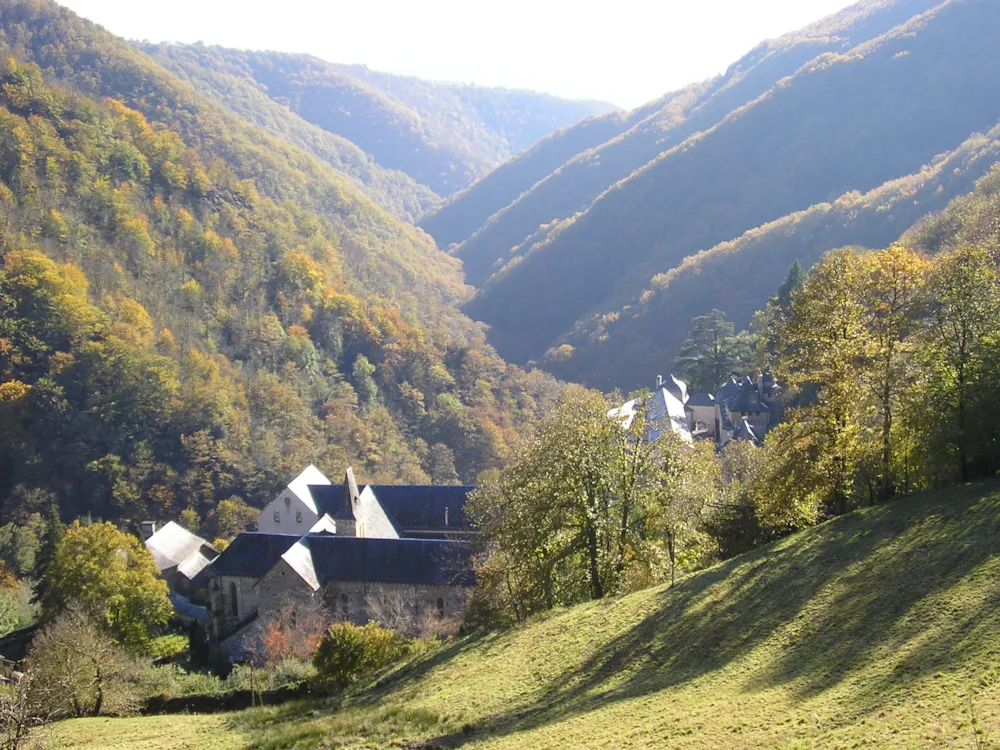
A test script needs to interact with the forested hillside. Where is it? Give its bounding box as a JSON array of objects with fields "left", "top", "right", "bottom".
[
  {"left": 417, "top": 0, "right": 1000, "bottom": 388},
  {"left": 0, "top": 1, "right": 562, "bottom": 537},
  {"left": 421, "top": 0, "right": 940, "bottom": 275},
  {"left": 550, "top": 126, "right": 1000, "bottom": 388},
  {"left": 137, "top": 44, "right": 441, "bottom": 224},
  {"left": 140, "top": 44, "right": 614, "bottom": 199}
]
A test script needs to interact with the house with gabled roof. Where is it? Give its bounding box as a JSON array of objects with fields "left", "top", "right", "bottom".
[{"left": 206, "top": 466, "right": 478, "bottom": 657}]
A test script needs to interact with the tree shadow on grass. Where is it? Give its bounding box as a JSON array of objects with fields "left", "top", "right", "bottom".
[{"left": 394, "top": 481, "right": 1000, "bottom": 747}]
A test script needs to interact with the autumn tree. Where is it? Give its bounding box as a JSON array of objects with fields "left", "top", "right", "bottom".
[
  {"left": 917, "top": 245, "right": 1000, "bottom": 480},
  {"left": 27, "top": 604, "right": 138, "bottom": 718},
  {"left": 39, "top": 521, "right": 171, "bottom": 652}
]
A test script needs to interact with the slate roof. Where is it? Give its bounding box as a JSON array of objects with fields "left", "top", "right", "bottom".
[
  {"left": 309, "top": 484, "right": 355, "bottom": 520},
  {"left": 282, "top": 536, "right": 475, "bottom": 590},
  {"left": 729, "top": 378, "right": 767, "bottom": 414},
  {"left": 286, "top": 465, "right": 331, "bottom": 513},
  {"left": 733, "top": 417, "right": 761, "bottom": 444},
  {"left": 210, "top": 533, "right": 299, "bottom": 578},
  {"left": 319, "top": 484, "right": 475, "bottom": 532},
  {"left": 145, "top": 522, "right": 218, "bottom": 579},
  {"left": 370, "top": 485, "right": 474, "bottom": 531},
  {"left": 686, "top": 392, "right": 716, "bottom": 407}
]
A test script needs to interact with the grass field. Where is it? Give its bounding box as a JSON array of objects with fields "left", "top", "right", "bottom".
[{"left": 49, "top": 481, "right": 1000, "bottom": 748}]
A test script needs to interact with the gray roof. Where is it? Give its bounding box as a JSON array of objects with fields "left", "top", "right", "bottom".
[
  {"left": 729, "top": 378, "right": 767, "bottom": 414},
  {"left": 309, "top": 485, "right": 355, "bottom": 520},
  {"left": 686, "top": 392, "right": 716, "bottom": 407},
  {"left": 733, "top": 417, "right": 760, "bottom": 444},
  {"left": 145, "top": 522, "right": 218, "bottom": 578},
  {"left": 323, "top": 484, "right": 475, "bottom": 532},
  {"left": 210, "top": 533, "right": 299, "bottom": 578},
  {"left": 287, "top": 535, "right": 475, "bottom": 588}
]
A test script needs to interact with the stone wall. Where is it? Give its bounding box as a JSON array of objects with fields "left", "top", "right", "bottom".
[{"left": 213, "top": 564, "right": 472, "bottom": 657}]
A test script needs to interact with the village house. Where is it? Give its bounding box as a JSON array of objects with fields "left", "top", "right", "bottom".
[
  {"left": 615, "top": 372, "right": 782, "bottom": 449},
  {"left": 143, "top": 521, "right": 219, "bottom": 623},
  {"left": 206, "top": 466, "right": 477, "bottom": 659}
]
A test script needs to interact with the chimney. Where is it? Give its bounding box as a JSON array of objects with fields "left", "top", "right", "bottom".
[
  {"left": 140, "top": 521, "right": 157, "bottom": 540},
  {"left": 656, "top": 374, "right": 663, "bottom": 389}
]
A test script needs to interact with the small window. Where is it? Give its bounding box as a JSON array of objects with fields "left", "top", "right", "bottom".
[
  {"left": 273, "top": 509, "right": 280, "bottom": 522},
  {"left": 340, "top": 593, "right": 349, "bottom": 622},
  {"left": 289, "top": 610, "right": 297, "bottom": 629},
  {"left": 296, "top": 510, "right": 302, "bottom": 523},
  {"left": 284, "top": 496, "right": 291, "bottom": 507},
  {"left": 230, "top": 582, "right": 239, "bottom": 618},
  {"left": 436, "top": 597, "right": 445, "bottom": 620}
]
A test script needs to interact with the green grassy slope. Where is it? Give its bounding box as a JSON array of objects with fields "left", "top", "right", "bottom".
[{"left": 52, "top": 481, "right": 1000, "bottom": 748}]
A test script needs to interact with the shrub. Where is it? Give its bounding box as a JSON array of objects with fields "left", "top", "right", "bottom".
[
  {"left": 313, "top": 622, "right": 408, "bottom": 691},
  {"left": 140, "top": 663, "right": 224, "bottom": 698},
  {"left": 27, "top": 604, "right": 141, "bottom": 718},
  {"left": 148, "top": 633, "right": 188, "bottom": 661},
  {"left": 224, "top": 659, "right": 316, "bottom": 692}
]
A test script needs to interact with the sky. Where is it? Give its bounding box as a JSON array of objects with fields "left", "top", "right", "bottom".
[{"left": 59, "top": 0, "right": 857, "bottom": 109}]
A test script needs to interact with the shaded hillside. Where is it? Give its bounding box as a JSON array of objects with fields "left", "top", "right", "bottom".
[
  {"left": 418, "top": 110, "right": 629, "bottom": 250},
  {"left": 0, "top": 2, "right": 562, "bottom": 534},
  {"left": 549, "top": 126, "right": 1000, "bottom": 389},
  {"left": 141, "top": 43, "right": 441, "bottom": 223},
  {"left": 55, "top": 481, "right": 1000, "bottom": 747},
  {"left": 465, "top": 0, "right": 1000, "bottom": 366},
  {"left": 425, "top": 0, "right": 940, "bottom": 283},
  {"left": 141, "top": 45, "right": 614, "bottom": 198}
]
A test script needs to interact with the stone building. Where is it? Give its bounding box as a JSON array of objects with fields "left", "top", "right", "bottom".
[{"left": 205, "top": 466, "right": 477, "bottom": 658}]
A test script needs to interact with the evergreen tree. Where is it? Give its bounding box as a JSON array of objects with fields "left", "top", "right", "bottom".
[
  {"left": 30, "top": 505, "right": 64, "bottom": 606},
  {"left": 673, "top": 310, "right": 755, "bottom": 393}
]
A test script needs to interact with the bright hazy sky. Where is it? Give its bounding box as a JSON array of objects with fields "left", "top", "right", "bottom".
[{"left": 59, "top": 0, "right": 857, "bottom": 109}]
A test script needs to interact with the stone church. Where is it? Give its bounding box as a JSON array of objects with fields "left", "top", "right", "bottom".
[{"left": 207, "top": 467, "right": 476, "bottom": 658}]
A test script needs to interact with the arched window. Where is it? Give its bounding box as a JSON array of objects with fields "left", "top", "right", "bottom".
[
  {"left": 340, "top": 593, "right": 349, "bottom": 622},
  {"left": 436, "top": 598, "right": 445, "bottom": 620},
  {"left": 273, "top": 509, "right": 280, "bottom": 522},
  {"left": 296, "top": 510, "right": 302, "bottom": 523},
  {"left": 229, "top": 582, "right": 239, "bottom": 617}
]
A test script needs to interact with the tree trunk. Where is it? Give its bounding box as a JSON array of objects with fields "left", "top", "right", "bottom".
[
  {"left": 586, "top": 521, "right": 602, "bottom": 600},
  {"left": 958, "top": 361, "right": 969, "bottom": 481}
]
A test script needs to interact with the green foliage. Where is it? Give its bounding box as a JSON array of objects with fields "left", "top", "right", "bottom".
[
  {"left": 40, "top": 521, "right": 171, "bottom": 652},
  {"left": 0, "top": 23, "right": 563, "bottom": 529},
  {"left": 147, "top": 633, "right": 188, "bottom": 661},
  {"left": 55, "top": 481, "right": 1000, "bottom": 749},
  {"left": 140, "top": 45, "right": 612, "bottom": 199},
  {"left": 448, "top": 0, "right": 1000, "bottom": 384},
  {"left": 27, "top": 604, "right": 140, "bottom": 718},
  {"left": 470, "top": 386, "right": 715, "bottom": 621},
  {"left": 672, "top": 309, "right": 754, "bottom": 394},
  {"left": 140, "top": 663, "right": 224, "bottom": 698},
  {"left": 313, "top": 622, "right": 408, "bottom": 692}
]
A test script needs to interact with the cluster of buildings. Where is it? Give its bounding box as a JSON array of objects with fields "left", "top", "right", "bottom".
[
  {"left": 140, "top": 371, "right": 781, "bottom": 662},
  {"left": 143, "top": 466, "right": 476, "bottom": 661},
  {"left": 612, "top": 372, "right": 782, "bottom": 448}
]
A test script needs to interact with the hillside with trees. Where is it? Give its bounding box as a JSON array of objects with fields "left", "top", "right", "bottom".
[
  {"left": 0, "top": 1, "right": 563, "bottom": 542},
  {"left": 140, "top": 43, "right": 615, "bottom": 200},
  {"left": 415, "top": 0, "right": 1000, "bottom": 389},
  {"left": 547, "top": 125, "right": 1000, "bottom": 389},
  {"left": 420, "top": 0, "right": 941, "bottom": 275}
]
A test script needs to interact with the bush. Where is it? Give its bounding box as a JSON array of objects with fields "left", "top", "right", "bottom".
[
  {"left": 140, "top": 663, "right": 224, "bottom": 698},
  {"left": 148, "top": 633, "right": 188, "bottom": 661},
  {"left": 313, "top": 622, "right": 408, "bottom": 691},
  {"left": 224, "top": 659, "right": 316, "bottom": 692}
]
